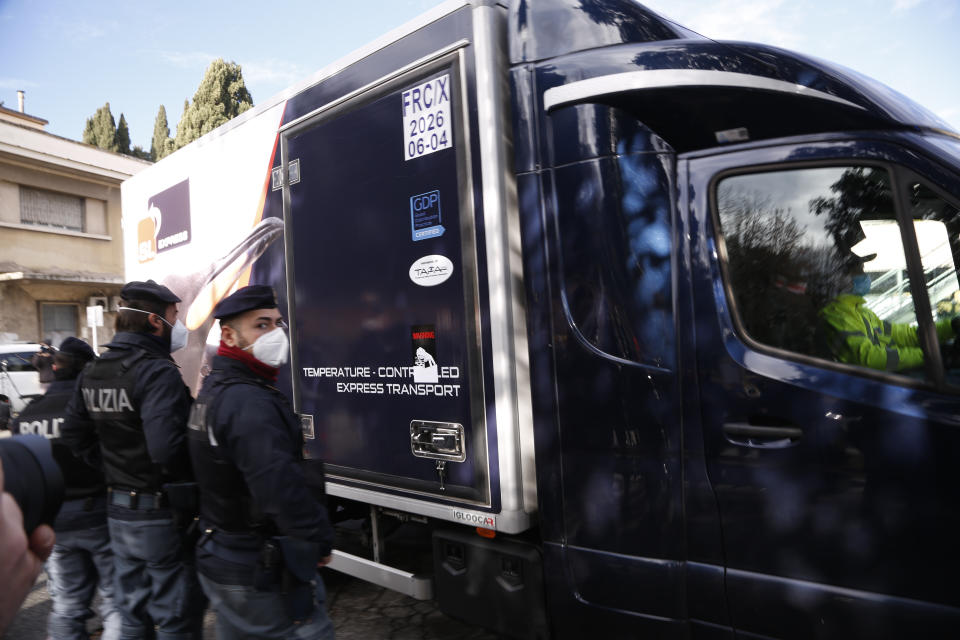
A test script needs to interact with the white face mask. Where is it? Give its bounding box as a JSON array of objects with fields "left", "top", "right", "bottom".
[
  {"left": 118, "top": 307, "right": 188, "bottom": 352},
  {"left": 166, "top": 319, "right": 188, "bottom": 353},
  {"left": 245, "top": 326, "right": 289, "bottom": 368}
]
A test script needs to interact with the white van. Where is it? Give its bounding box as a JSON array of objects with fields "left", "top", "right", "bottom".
[{"left": 0, "top": 343, "right": 43, "bottom": 422}]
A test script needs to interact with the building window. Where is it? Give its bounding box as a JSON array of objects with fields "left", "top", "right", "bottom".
[
  {"left": 20, "top": 186, "right": 84, "bottom": 232},
  {"left": 41, "top": 304, "right": 79, "bottom": 347}
]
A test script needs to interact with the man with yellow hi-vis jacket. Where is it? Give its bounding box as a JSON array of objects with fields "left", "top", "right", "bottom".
[{"left": 820, "top": 250, "right": 960, "bottom": 372}]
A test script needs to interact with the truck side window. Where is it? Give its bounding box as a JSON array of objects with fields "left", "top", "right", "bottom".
[
  {"left": 907, "top": 180, "right": 960, "bottom": 385},
  {"left": 716, "top": 166, "right": 936, "bottom": 377},
  {"left": 909, "top": 181, "right": 960, "bottom": 321},
  {"left": 554, "top": 147, "right": 674, "bottom": 368}
]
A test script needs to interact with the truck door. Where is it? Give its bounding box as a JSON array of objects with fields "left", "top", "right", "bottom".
[
  {"left": 529, "top": 95, "right": 731, "bottom": 635},
  {"left": 279, "top": 52, "right": 492, "bottom": 506},
  {"left": 688, "top": 137, "right": 960, "bottom": 637}
]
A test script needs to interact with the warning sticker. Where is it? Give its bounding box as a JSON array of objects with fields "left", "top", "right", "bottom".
[
  {"left": 412, "top": 325, "right": 439, "bottom": 383},
  {"left": 402, "top": 74, "right": 452, "bottom": 161}
]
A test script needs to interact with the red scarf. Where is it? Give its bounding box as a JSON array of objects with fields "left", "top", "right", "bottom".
[{"left": 217, "top": 341, "right": 279, "bottom": 382}]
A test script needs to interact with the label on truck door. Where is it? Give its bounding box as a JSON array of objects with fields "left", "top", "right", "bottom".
[{"left": 402, "top": 74, "right": 452, "bottom": 161}]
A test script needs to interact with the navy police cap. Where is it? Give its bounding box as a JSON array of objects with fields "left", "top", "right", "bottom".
[
  {"left": 213, "top": 285, "right": 279, "bottom": 320},
  {"left": 58, "top": 337, "right": 95, "bottom": 362},
  {"left": 120, "top": 279, "right": 181, "bottom": 304}
]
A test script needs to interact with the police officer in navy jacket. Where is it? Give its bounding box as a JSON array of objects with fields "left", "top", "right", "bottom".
[
  {"left": 188, "top": 285, "right": 334, "bottom": 639},
  {"left": 62, "top": 280, "right": 203, "bottom": 640},
  {"left": 14, "top": 337, "right": 122, "bottom": 640}
]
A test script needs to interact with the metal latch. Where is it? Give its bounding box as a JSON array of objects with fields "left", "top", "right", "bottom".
[{"left": 410, "top": 421, "right": 466, "bottom": 462}]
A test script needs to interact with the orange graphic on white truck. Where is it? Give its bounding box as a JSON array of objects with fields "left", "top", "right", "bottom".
[{"left": 137, "top": 204, "right": 162, "bottom": 263}]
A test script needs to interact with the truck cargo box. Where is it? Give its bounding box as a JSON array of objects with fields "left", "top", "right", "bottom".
[{"left": 121, "top": 0, "right": 535, "bottom": 544}]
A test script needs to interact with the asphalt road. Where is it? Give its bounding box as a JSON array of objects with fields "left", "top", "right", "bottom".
[{"left": 3, "top": 569, "right": 502, "bottom": 639}]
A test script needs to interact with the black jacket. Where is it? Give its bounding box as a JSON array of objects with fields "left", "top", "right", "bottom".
[
  {"left": 62, "top": 332, "right": 194, "bottom": 508},
  {"left": 14, "top": 378, "right": 107, "bottom": 531},
  {"left": 189, "top": 354, "right": 333, "bottom": 581}
]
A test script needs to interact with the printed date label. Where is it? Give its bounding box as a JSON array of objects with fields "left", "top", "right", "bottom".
[{"left": 402, "top": 74, "right": 452, "bottom": 161}]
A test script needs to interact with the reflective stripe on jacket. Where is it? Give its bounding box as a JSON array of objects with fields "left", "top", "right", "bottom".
[{"left": 819, "top": 294, "right": 954, "bottom": 372}]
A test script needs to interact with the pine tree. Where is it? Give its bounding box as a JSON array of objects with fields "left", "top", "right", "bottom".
[
  {"left": 151, "top": 105, "right": 174, "bottom": 161},
  {"left": 116, "top": 114, "right": 131, "bottom": 155},
  {"left": 173, "top": 59, "right": 253, "bottom": 150},
  {"left": 82, "top": 102, "right": 119, "bottom": 152}
]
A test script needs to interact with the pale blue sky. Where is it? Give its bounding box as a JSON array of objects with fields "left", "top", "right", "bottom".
[{"left": 1, "top": 0, "right": 957, "bottom": 151}]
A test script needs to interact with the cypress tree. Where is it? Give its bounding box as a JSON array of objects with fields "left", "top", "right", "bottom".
[
  {"left": 116, "top": 113, "right": 131, "bottom": 154},
  {"left": 151, "top": 105, "right": 174, "bottom": 161},
  {"left": 172, "top": 99, "right": 189, "bottom": 147},
  {"left": 81, "top": 102, "right": 119, "bottom": 152},
  {"left": 173, "top": 59, "right": 253, "bottom": 150},
  {"left": 82, "top": 119, "right": 95, "bottom": 146}
]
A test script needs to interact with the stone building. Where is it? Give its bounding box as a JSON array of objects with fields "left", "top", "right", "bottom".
[{"left": 0, "top": 91, "right": 150, "bottom": 349}]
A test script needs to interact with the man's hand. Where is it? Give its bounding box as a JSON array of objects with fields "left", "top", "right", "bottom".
[
  {"left": 0, "top": 460, "right": 55, "bottom": 635},
  {"left": 317, "top": 555, "right": 332, "bottom": 568}
]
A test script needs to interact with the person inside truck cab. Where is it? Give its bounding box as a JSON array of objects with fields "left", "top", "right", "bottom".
[{"left": 819, "top": 248, "right": 960, "bottom": 372}]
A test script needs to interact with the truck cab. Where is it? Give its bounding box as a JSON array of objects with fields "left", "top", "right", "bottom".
[{"left": 522, "top": 2, "right": 960, "bottom": 636}]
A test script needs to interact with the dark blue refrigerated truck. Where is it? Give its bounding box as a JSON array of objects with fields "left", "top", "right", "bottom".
[{"left": 121, "top": 0, "right": 960, "bottom": 637}]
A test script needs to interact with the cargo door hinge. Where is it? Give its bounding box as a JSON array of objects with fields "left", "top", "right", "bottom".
[{"left": 271, "top": 158, "right": 301, "bottom": 191}]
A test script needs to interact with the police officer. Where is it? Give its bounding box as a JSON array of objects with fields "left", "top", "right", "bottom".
[
  {"left": 13, "top": 337, "right": 121, "bottom": 640},
  {"left": 62, "top": 280, "right": 203, "bottom": 640},
  {"left": 188, "top": 285, "right": 334, "bottom": 639}
]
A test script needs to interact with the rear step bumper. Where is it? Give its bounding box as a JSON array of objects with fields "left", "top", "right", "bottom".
[{"left": 328, "top": 549, "right": 434, "bottom": 600}]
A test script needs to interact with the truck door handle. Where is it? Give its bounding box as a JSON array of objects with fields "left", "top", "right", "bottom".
[
  {"left": 410, "top": 421, "right": 466, "bottom": 462},
  {"left": 722, "top": 422, "right": 802, "bottom": 448}
]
